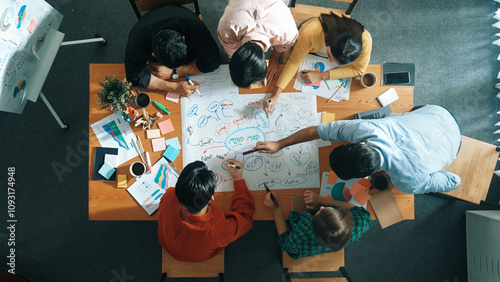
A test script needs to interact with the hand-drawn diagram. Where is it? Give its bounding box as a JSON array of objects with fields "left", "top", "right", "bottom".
[
  {"left": 181, "top": 66, "right": 320, "bottom": 192},
  {"left": 0, "top": 0, "right": 63, "bottom": 113},
  {"left": 91, "top": 112, "right": 138, "bottom": 166}
]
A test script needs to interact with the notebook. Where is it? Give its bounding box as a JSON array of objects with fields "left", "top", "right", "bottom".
[
  {"left": 92, "top": 147, "right": 118, "bottom": 181},
  {"left": 376, "top": 88, "right": 399, "bottom": 107}
]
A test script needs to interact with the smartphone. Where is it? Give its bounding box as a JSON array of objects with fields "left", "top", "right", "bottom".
[{"left": 384, "top": 72, "right": 410, "bottom": 84}]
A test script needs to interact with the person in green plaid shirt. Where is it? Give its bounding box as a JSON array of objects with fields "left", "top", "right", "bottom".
[{"left": 264, "top": 190, "right": 371, "bottom": 259}]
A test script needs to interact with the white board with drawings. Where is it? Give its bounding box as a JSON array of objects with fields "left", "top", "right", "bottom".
[
  {"left": 0, "top": 0, "right": 63, "bottom": 113},
  {"left": 181, "top": 66, "right": 320, "bottom": 192}
]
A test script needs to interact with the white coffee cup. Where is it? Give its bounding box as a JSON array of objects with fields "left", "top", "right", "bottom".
[
  {"left": 355, "top": 72, "right": 377, "bottom": 88},
  {"left": 130, "top": 161, "right": 146, "bottom": 178}
]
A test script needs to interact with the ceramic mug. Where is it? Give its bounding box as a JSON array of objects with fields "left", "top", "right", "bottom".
[
  {"left": 356, "top": 72, "right": 377, "bottom": 88},
  {"left": 130, "top": 161, "right": 146, "bottom": 178},
  {"left": 135, "top": 91, "right": 151, "bottom": 108}
]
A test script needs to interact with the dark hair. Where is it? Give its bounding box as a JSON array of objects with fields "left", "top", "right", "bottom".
[
  {"left": 329, "top": 143, "right": 380, "bottom": 179},
  {"left": 319, "top": 13, "right": 364, "bottom": 65},
  {"left": 175, "top": 161, "right": 217, "bottom": 213},
  {"left": 312, "top": 207, "right": 353, "bottom": 250},
  {"left": 229, "top": 42, "right": 267, "bottom": 88},
  {"left": 152, "top": 29, "right": 187, "bottom": 69}
]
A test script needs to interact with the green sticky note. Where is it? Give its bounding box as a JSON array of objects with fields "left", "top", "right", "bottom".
[{"left": 98, "top": 163, "right": 116, "bottom": 180}]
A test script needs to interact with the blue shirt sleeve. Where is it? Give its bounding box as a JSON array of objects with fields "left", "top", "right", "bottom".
[
  {"left": 405, "top": 170, "right": 461, "bottom": 194},
  {"left": 317, "top": 120, "right": 380, "bottom": 143}
]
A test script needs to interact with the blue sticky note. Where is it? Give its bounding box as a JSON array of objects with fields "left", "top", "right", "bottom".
[
  {"left": 165, "top": 137, "right": 181, "bottom": 150},
  {"left": 98, "top": 163, "right": 116, "bottom": 180},
  {"left": 163, "top": 145, "right": 180, "bottom": 162}
]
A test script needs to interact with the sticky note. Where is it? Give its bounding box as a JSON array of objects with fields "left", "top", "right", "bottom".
[
  {"left": 152, "top": 137, "right": 166, "bottom": 152},
  {"left": 165, "top": 92, "right": 180, "bottom": 103},
  {"left": 326, "top": 170, "right": 337, "bottom": 184},
  {"left": 330, "top": 182, "right": 345, "bottom": 202},
  {"left": 27, "top": 18, "right": 37, "bottom": 33},
  {"left": 98, "top": 163, "right": 116, "bottom": 180},
  {"left": 117, "top": 174, "right": 127, "bottom": 188},
  {"left": 146, "top": 129, "right": 161, "bottom": 139},
  {"left": 325, "top": 79, "right": 342, "bottom": 90},
  {"left": 321, "top": 112, "right": 336, "bottom": 123},
  {"left": 342, "top": 187, "right": 352, "bottom": 202},
  {"left": 158, "top": 119, "right": 174, "bottom": 135},
  {"left": 104, "top": 154, "right": 118, "bottom": 168},
  {"left": 350, "top": 182, "right": 365, "bottom": 196},
  {"left": 354, "top": 189, "right": 371, "bottom": 205},
  {"left": 163, "top": 145, "right": 180, "bottom": 162},
  {"left": 307, "top": 80, "right": 321, "bottom": 87},
  {"left": 357, "top": 178, "right": 372, "bottom": 191},
  {"left": 165, "top": 137, "right": 181, "bottom": 150}
]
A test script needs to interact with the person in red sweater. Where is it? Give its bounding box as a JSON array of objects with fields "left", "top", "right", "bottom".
[{"left": 157, "top": 159, "right": 255, "bottom": 262}]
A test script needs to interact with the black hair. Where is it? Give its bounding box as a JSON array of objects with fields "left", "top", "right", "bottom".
[
  {"left": 175, "top": 161, "right": 217, "bottom": 213},
  {"left": 329, "top": 143, "right": 380, "bottom": 180},
  {"left": 312, "top": 207, "right": 353, "bottom": 250},
  {"left": 319, "top": 13, "right": 364, "bottom": 65},
  {"left": 229, "top": 42, "right": 267, "bottom": 88},
  {"left": 152, "top": 29, "right": 187, "bottom": 69}
]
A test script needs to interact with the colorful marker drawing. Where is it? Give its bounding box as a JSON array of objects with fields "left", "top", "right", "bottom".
[
  {"left": 1, "top": 7, "right": 14, "bottom": 32},
  {"left": 154, "top": 164, "right": 169, "bottom": 189},
  {"left": 13, "top": 80, "right": 26, "bottom": 98},
  {"left": 182, "top": 66, "right": 320, "bottom": 192},
  {"left": 16, "top": 5, "right": 26, "bottom": 29},
  {"left": 102, "top": 120, "right": 130, "bottom": 150}
]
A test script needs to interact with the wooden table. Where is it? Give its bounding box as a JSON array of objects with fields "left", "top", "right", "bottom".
[{"left": 89, "top": 64, "right": 414, "bottom": 221}]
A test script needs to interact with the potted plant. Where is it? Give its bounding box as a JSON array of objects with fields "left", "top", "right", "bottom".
[{"left": 96, "top": 75, "right": 133, "bottom": 112}]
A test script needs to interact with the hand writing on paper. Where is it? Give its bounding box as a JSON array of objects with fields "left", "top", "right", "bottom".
[
  {"left": 226, "top": 159, "right": 243, "bottom": 180},
  {"left": 304, "top": 190, "right": 321, "bottom": 209},
  {"left": 300, "top": 70, "right": 325, "bottom": 85},
  {"left": 252, "top": 141, "right": 280, "bottom": 154},
  {"left": 263, "top": 95, "right": 278, "bottom": 116},
  {"left": 264, "top": 191, "right": 279, "bottom": 211},
  {"left": 175, "top": 80, "right": 200, "bottom": 97}
]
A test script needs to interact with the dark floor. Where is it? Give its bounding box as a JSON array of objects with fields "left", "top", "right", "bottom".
[{"left": 1, "top": 0, "right": 500, "bottom": 281}]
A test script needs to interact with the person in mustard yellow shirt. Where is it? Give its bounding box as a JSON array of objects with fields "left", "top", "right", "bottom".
[{"left": 263, "top": 13, "right": 372, "bottom": 114}]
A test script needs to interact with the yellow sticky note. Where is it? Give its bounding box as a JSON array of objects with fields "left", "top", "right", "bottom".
[
  {"left": 321, "top": 113, "right": 336, "bottom": 123},
  {"left": 117, "top": 174, "right": 127, "bottom": 188}
]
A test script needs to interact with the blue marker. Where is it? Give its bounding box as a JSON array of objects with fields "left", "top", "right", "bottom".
[{"left": 185, "top": 75, "right": 202, "bottom": 97}]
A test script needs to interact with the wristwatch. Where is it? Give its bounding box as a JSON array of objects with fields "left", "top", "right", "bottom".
[{"left": 172, "top": 69, "right": 179, "bottom": 79}]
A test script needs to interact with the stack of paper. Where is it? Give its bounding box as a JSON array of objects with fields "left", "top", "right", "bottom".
[{"left": 293, "top": 54, "right": 352, "bottom": 102}]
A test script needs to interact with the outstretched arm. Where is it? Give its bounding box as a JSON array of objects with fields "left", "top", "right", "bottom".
[{"left": 252, "top": 126, "right": 320, "bottom": 154}]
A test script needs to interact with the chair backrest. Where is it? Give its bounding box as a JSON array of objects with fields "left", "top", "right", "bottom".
[
  {"left": 290, "top": 0, "right": 358, "bottom": 15},
  {"left": 129, "top": 0, "right": 201, "bottom": 20}
]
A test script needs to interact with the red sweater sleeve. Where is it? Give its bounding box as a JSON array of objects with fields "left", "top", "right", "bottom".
[{"left": 217, "top": 179, "right": 255, "bottom": 246}]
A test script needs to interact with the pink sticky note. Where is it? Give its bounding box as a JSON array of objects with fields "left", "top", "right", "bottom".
[
  {"left": 151, "top": 137, "right": 166, "bottom": 152},
  {"left": 27, "top": 18, "right": 37, "bottom": 33},
  {"left": 307, "top": 80, "right": 321, "bottom": 87},
  {"left": 350, "top": 182, "right": 365, "bottom": 195},
  {"left": 165, "top": 92, "right": 180, "bottom": 103},
  {"left": 326, "top": 170, "right": 337, "bottom": 184},
  {"left": 158, "top": 119, "right": 174, "bottom": 135}
]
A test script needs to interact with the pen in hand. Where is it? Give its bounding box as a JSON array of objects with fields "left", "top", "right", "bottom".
[
  {"left": 267, "top": 100, "right": 272, "bottom": 118},
  {"left": 229, "top": 163, "right": 241, "bottom": 169},
  {"left": 185, "top": 75, "right": 202, "bottom": 97},
  {"left": 264, "top": 183, "right": 279, "bottom": 207}
]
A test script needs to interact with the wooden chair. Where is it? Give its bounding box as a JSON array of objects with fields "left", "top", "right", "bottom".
[
  {"left": 160, "top": 249, "right": 224, "bottom": 281},
  {"left": 289, "top": 0, "right": 359, "bottom": 26},
  {"left": 282, "top": 249, "right": 351, "bottom": 281},
  {"left": 442, "top": 135, "right": 499, "bottom": 204},
  {"left": 129, "top": 0, "right": 201, "bottom": 20}
]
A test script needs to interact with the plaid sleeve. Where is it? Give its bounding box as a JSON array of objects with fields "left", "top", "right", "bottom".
[{"left": 348, "top": 207, "right": 371, "bottom": 243}]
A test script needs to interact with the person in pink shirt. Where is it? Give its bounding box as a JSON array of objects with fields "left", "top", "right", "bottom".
[{"left": 217, "top": 0, "right": 298, "bottom": 88}]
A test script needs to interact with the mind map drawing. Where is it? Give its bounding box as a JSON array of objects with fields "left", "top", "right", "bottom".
[{"left": 181, "top": 66, "right": 320, "bottom": 192}]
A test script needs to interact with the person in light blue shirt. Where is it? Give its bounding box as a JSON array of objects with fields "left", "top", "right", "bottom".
[{"left": 252, "top": 105, "right": 461, "bottom": 194}]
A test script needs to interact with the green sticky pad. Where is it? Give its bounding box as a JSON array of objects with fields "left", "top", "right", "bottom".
[
  {"left": 98, "top": 163, "right": 116, "bottom": 180},
  {"left": 163, "top": 145, "right": 180, "bottom": 162}
]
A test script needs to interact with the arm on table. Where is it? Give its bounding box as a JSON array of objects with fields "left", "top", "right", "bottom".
[
  {"left": 408, "top": 171, "right": 461, "bottom": 194},
  {"left": 264, "top": 192, "right": 289, "bottom": 235},
  {"left": 304, "top": 190, "right": 355, "bottom": 211}
]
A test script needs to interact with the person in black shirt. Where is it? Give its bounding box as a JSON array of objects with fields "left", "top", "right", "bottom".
[{"left": 125, "top": 5, "right": 221, "bottom": 96}]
